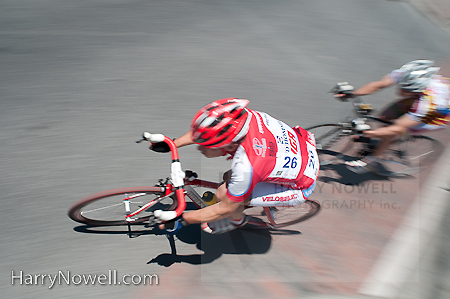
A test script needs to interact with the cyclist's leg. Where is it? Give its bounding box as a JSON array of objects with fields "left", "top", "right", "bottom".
[
  {"left": 214, "top": 181, "right": 249, "bottom": 222},
  {"left": 348, "top": 98, "right": 416, "bottom": 160},
  {"left": 372, "top": 135, "right": 395, "bottom": 158},
  {"left": 200, "top": 182, "right": 251, "bottom": 234},
  {"left": 353, "top": 113, "right": 418, "bottom": 159},
  {"left": 372, "top": 115, "right": 446, "bottom": 157}
]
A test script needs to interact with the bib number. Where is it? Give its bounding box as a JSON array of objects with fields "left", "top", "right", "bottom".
[
  {"left": 283, "top": 156, "right": 298, "bottom": 169},
  {"left": 304, "top": 143, "right": 319, "bottom": 179}
]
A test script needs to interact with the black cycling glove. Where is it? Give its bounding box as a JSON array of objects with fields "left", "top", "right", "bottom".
[
  {"left": 150, "top": 142, "right": 171, "bottom": 153},
  {"left": 149, "top": 138, "right": 177, "bottom": 153}
]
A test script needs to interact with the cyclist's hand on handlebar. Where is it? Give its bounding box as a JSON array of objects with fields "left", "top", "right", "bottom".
[
  {"left": 333, "top": 92, "right": 355, "bottom": 101},
  {"left": 161, "top": 219, "right": 183, "bottom": 233},
  {"left": 159, "top": 215, "right": 189, "bottom": 234},
  {"left": 149, "top": 137, "right": 177, "bottom": 153},
  {"left": 149, "top": 141, "right": 171, "bottom": 153},
  {"left": 330, "top": 82, "right": 355, "bottom": 101}
]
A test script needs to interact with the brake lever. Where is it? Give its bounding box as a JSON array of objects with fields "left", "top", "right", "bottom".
[
  {"left": 136, "top": 132, "right": 151, "bottom": 143},
  {"left": 135, "top": 138, "right": 144, "bottom": 143}
]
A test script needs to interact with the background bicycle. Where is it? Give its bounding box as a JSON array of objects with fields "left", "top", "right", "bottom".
[
  {"left": 68, "top": 132, "right": 321, "bottom": 233},
  {"left": 305, "top": 83, "right": 444, "bottom": 177}
]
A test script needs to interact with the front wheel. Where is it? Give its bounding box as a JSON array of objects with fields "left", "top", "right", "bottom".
[
  {"left": 305, "top": 123, "right": 355, "bottom": 165},
  {"left": 68, "top": 187, "right": 175, "bottom": 226}
]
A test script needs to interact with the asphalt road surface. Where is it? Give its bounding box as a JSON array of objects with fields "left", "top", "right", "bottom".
[{"left": 1, "top": 1, "right": 450, "bottom": 298}]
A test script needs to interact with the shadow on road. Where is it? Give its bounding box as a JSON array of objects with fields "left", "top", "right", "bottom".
[
  {"left": 73, "top": 225, "right": 156, "bottom": 237},
  {"left": 73, "top": 223, "right": 301, "bottom": 267},
  {"left": 148, "top": 225, "right": 279, "bottom": 267},
  {"left": 318, "top": 163, "right": 416, "bottom": 186}
]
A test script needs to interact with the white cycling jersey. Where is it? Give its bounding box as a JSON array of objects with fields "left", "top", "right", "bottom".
[
  {"left": 390, "top": 70, "right": 450, "bottom": 127},
  {"left": 226, "top": 109, "right": 319, "bottom": 206}
]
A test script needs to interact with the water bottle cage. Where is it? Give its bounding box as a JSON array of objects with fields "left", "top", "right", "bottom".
[{"left": 357, "top": 103, "right": 374, "bottom": 115}]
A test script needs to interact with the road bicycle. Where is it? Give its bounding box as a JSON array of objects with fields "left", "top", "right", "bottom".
[
  {"left": 305, "top": 82, "right": 443, "bottom": 177},
  {"left": 68, "top": 132, "right": 321, "bottom": 231}
]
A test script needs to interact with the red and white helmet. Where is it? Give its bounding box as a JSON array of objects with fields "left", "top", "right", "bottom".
[{"left": 191, "top": 98, "right": 250, "bottom": 148}]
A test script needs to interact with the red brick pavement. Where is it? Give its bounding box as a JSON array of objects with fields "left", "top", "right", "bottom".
[{"left": 424, "top": 0, "right": 450, "bottom": 30}]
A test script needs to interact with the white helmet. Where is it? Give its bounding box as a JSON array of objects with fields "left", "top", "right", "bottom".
[{"left": 397, "top": 60, "right": 440, "bottom": 92}]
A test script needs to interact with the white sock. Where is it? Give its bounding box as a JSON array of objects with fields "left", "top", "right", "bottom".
[{"left": 230, "top": 216, "right": 245, "bottom": 225}]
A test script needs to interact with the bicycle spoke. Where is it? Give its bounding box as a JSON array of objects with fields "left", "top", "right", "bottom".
[
  {"left": 380, "top": 135, "right": 442, "bottom": 176},
  {"left": 68, "top": 187, "right": 172, "bottom": 226}
]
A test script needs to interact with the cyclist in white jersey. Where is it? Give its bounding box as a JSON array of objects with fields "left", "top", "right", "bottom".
[
  {"left": 150, "top": 98, "right": 319, "bottom": 234},
  {"left": 334, "top": 60, "right": 450, "bottom": 173}
]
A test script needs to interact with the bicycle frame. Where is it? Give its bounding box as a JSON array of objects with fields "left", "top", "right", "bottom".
[
  {"left": 123, "top": 179, "right": 218, "bottom": 222},
  {"left": 124, "top": 191, "right": 172, "bottom": 221}
]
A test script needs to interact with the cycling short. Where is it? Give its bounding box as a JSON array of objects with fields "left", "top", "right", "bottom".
[
  {"left": 379, "top": 98, "right": 448, "bottom": 131},
  {"left": 378, "top": 98, "right": 416, "bottom": 121},
  {"left": 248, "top": 182, "right": 316, "bottom": 207}
]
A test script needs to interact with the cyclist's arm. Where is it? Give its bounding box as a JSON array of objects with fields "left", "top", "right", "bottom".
[
  {"left": 352, "top": 74, "right": 396, "bottom": 96},
  {"left": 148, "top": 131, "right": 194, "bottom": 153},
  {"left": 182, "top": 195, "right": 241, "bottom": 224},
  {"left": 174, "top": 131, "right": 195, "bottom": 148}
]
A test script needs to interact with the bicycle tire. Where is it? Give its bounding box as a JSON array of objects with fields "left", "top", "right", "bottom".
[
  {"left": 244, "top": 199, "right": 321, "bottom": 229},
  {"left": 270, "top": 199, "right": 321, "bottom": 228},
  {"left": 305, "top": 123, "right": 355, "bottom": 165},
  {"left": 381, "top": 135, "right": 443, "bottom": 177},
  {"left": 68, "top": 186, "right": 175, "bottom": 226}
]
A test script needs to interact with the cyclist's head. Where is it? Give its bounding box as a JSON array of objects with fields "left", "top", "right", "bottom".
[
  {"left": 397, "top": 60, "right": 440, "bottom": 93},
  {"left": 191, "top": 98, "right": 250, "bottom": 149}
]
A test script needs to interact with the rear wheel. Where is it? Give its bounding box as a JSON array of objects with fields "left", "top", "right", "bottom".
[
  {"left": 305, "top": 123, "right": 355, "bottom": 165},
  {"left": 244, "top": 199, "right": 321, "bottom": 228},
  {"left": 381, "top": 135, "right": 443, "bottom": 176},
  {"left": 68, "top": 187, "right": 175, "bottom": 226}
]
